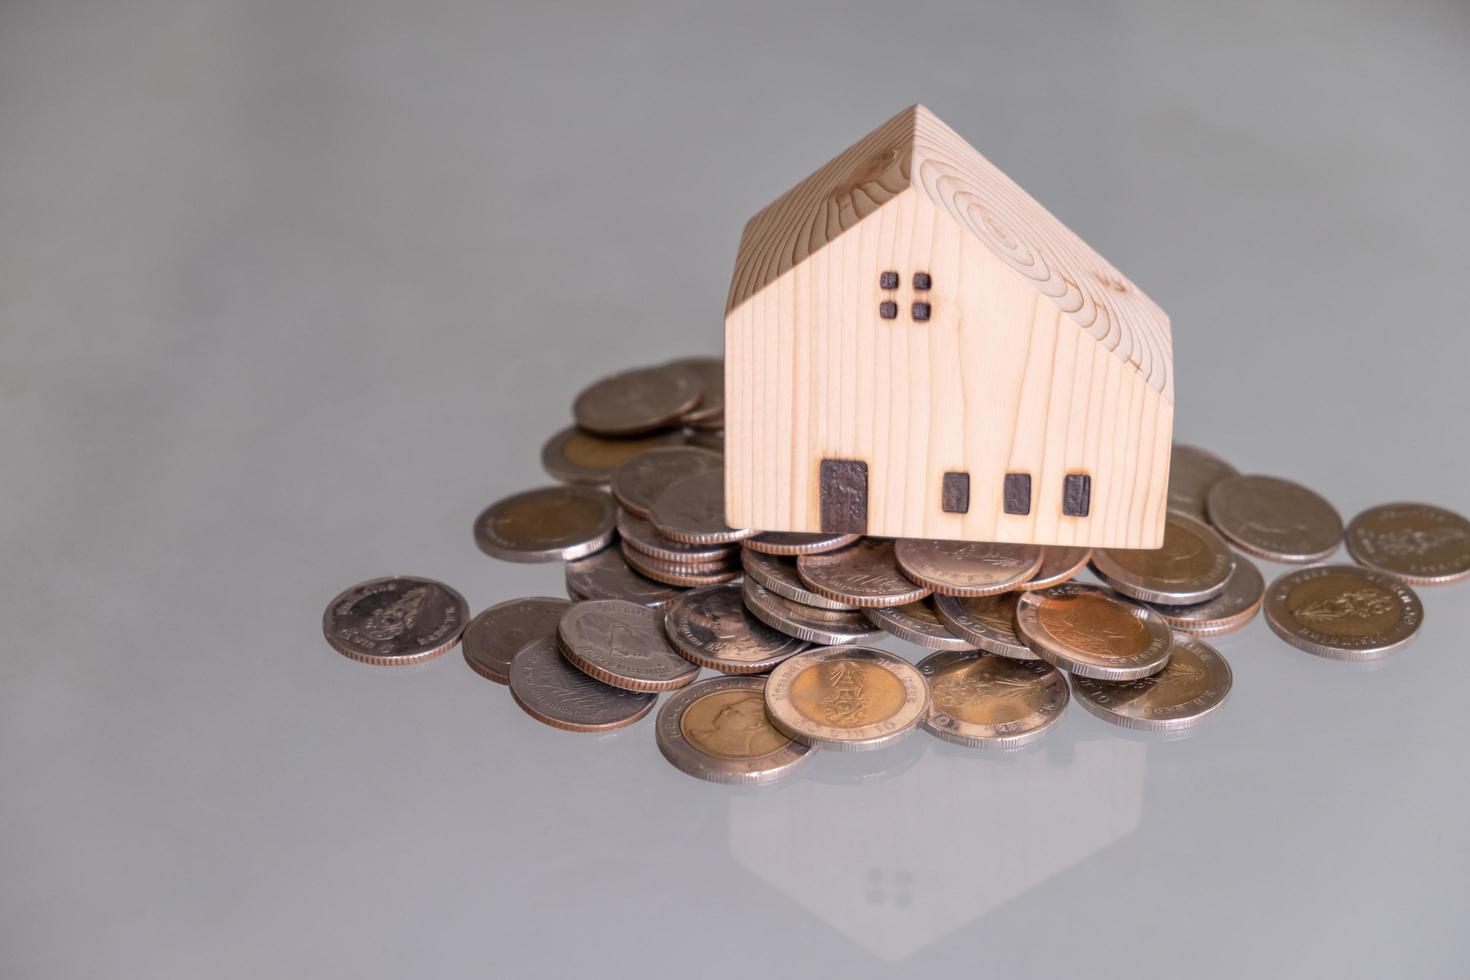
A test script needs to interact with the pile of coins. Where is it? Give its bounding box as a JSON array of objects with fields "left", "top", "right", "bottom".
[{"left": 323, "top": 361, "right": 1470, "bottom": 784}]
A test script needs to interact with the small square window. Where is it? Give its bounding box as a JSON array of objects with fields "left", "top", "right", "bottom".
[
  {"left": 1063, "top": 474, "right": 1092, "bottom": 517},
  {"left": 1003, "top": 473, "right": 1031, "bottom": 515},
  {"left": 879, "top": 271, "right": 900, "bottom": 290},
  {"left": 912, "top": 302, "right": 931, "bottom": 322},
  {"left": 941, "top": 472, "right": 970, "bottom": 514},
  {"left": 879, "top": 301, "right": 898, "bottom": 319},
  {"left": 913, "top": 271, "right": 932, "bottom": 290}
]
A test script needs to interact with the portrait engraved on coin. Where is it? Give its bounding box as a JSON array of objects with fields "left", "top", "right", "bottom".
[
  {"left": 655, "top": 676, "right": 812, "bottom": 784},
  {"left": 462, "top": 596, "right": 573, "bottom": 684},
  {"left": 664, "top": 584, "right": 807, "bottom": 673},
  {"left": 680, "top": 690, "right": 791, "bottom": 759},
  {"left": 557, "top": 599, "right": 698, "bottom": 690},
  {"left": 323, "top": 576, "right": 469, "bottom": 666}
]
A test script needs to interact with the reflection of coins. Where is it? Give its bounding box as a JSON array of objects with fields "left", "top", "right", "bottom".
[
  {"left": 540, "top": 426, "right": 685, "bottom": 485},
  {"left": 797, "top": 539, "right": 932, "bottom": 607},
  {"left": 1093, "top": 513, "right": 1234, "bottom": 605},
  {"left": 655, "top": 676, "right": 811, "bottom": 784},
  {"left": 573, "top": 364, "right": 702, "bottom": 436},
  {"left": 663, "top": 584, "right": 808, "bottom": 673},
  {"left": 557, "top": 599, "right": 699, "bottom": 691},
  {"left": 563, "top": 547, "right": 684, "bottom": 608},
  {"left": 933, "top": 592, "right": 1036, "bottom": 660},
  {"left": 1148, "top": 557, "right": 1265, "bottom": 636},
  {"left": 744, "top": 531, "right": 860, "bottom": 556},
  {"left": 1167, "top": 443, "right": 1238, "bottom": 519},
  {"left": 1265, "top": 564, "right": 1423, "bottom": 661},
  {"left": 741, "top": 549, "right": 856, "bottom": 610},
  {"left": 508, "top": 635, "right": 656, "bottom": 732},
  {"left": 864, "top": 599, "right": 977, "bottom": 651},
  {"left": 741, "top": 580, "right": 884, "bottom": 646},
  {"left": 611, "top": 446, "right": 722, "bottom": 518},
  {"left": 648, "top": 469, "right": 756, "bottom": 545},
  {"left": 474, "top": 486, "right": 617, "bottom": 562},
  {"left": 462, "top": 596, "right": 572, "bottom": 684},
  {"left": 916, "top": 651, "right": 1068, "bottom": 748},
  {"left": 764, "top": 646, "right": 929, "bottom": 752},
  {"left": 1015, "top": 547, "right": 1091, "bottom": 591},
  {"left": 1206, "top": 474, "right": 1342, "bottom": 563},
  {"left": 1016, "top": 583, "right": 1174, "bottom": 681},
  {"left": 1072, "top": 634, "right": 1232, "bottom": 732},
  {"left": 1345, "top": 502, "right": 1470, "bottom": 586},
  {"left": 893, "top": 539, "right": 1043, "bottom": 597},
  {"left": 323, "top": 576, "right": 469, "bottom": 666}
]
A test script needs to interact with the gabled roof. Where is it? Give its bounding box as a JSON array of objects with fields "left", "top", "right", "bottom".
[{"left": 726, "top": 105, "right": 1173, "bottom": 401}]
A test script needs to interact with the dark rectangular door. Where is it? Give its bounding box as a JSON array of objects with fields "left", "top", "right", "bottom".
[{"left": 819, "top": 459, "right": 868, "bottom": 534}]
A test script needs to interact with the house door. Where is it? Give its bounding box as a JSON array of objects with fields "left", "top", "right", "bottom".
[{"left": 819, "top": 459, "right": 868, "bottom": 534}]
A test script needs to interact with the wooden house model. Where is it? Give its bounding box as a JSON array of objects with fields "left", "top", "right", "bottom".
[{"left": 723, "top": 105, "right": 1173, "bottom": 549}]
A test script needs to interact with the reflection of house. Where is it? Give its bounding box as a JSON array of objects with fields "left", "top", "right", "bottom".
[{"left": 728, "top": 736, "right": 1146, "bottom": 961}]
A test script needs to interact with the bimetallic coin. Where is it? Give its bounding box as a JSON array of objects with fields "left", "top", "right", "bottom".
[
  {"left": 916, "top": 651, "right": 1069, "bottom": 748},
  {"left": 932, "top": 592, "right": 1037, "bottom": 660},
  {"left": 620, "top": 543, "right": 741, "bottom": 588},
  {"left": 1016, "top": 583, "right": 1174, "bottom": 681},
  {"left": 323, "top": 576, "right": 469, "bottom": 666},
  {"left": 1092, "top": 512, "right": 1235, "bottom": 606},
  {"left": 1015, "top": 547, "right": 1092, "bottom": 591},
  {"left": 741, "top": 580, "right": 885, "bottom": 646},
  {"left": 664, "top": 584, "right": 808, "bottom": 674},
  {"left": 462, "top": 596, "right": 573, "bottom": 684},
  {"left": 1072, "top": 634, "right": 1232, "bottom": 733},
  {"left": 741, "top": 549, "right": 857, "bottom": 610},
  {"left": 1345, "top": 502, "right": 1470, "bottom": 586},
  {"left": 648, "top": 469, "right": 757, "bottom": 545},
  {"left": 1264, "top": 564, "right": 1423, "bottom": 661},
  {"left": 667, "top": 357, "right": 725, "bottom": 429},
  {"left": 610, "top": 445, "right": 723, "bottom": 519},
  {"left": 540, "top": 426, "right": 685, "bottom": 485},
  {"left": 556, "top": 599, "right": 699, "bottom": 692},
  {"left": 764, "top": 646, "right": 929, "bottom": 752},
  {"left": 864, "top": 599, "right": 977, "bottom": 651},
  {"left": 508, "top": 635, "right": 656, "bottom": 732},
  {"left": 572, "top": 364, "right": 702, "bottom": 437},
  {"left": 617, "top": 509, "right": 734, "bottom": 564},
  {"left": 1168, "top": 443, "right": 1238, "bottom": 519},
  {"left": 744, "top": 531, "right": 861, "bottom": 556},
  {"left": 892, "top": 539, "right": 1043, "bottom": 597},
  {"left": 1149, "top": 557, "right": 1265, "bottom": 636},
  {"left": 797, "top": 539, "right": 933, "bottom": 608},
  {"left": 655, "top": 676, "right": 812, "bottom": 784},
  {"left": 474, "top": 486, "right": 617, "bottom": 562},
  {"left": 563, "top": 547, "right": 684, "bottom": 608},
  {"left": 1206, "top": 474, "right": 1343, "bottom": 563}
]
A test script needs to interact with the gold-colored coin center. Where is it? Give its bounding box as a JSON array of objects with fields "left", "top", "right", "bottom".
[
  {"left": 1036, "top": 594, "right": 1150, "bottom": 656},
  {"left": 680, "top": 690, "right": 791, "bottom": 759},
  {"left": 788, "top": 660, "right": 905, "bottom": 729},
  {"left": 1287, "top": 576, "right": 1402, "bottom": 637},
  {"left": 929, "top": 660, "right": 1041, "bottom": 725},
  {"left": 563, "top": 430, "right": 673, "bottom": 469},
  {"left": 496, "top": 495, "right": 603, "bottom": 543}
]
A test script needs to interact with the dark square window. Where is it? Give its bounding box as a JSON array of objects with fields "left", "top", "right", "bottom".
[
  {"left": 941, "top": 472, "right": 970, "bottom": 514},
  {"left": 820, "top": 459, "right": 869, "bottom": 534},
  {"left": 1063, "top": 474, "right": 1092, "bottom": 517},
  {"left": 1003, "top": 473, "right": 1032, "bottom": 515},
  {"left": 912, "top": 302, "right": 931, "bottom": 322},
  {"left": 913, "top": 271, "right": 932, "bottom": 290},
  {"left": 879, "top": 271, "right": 900, "bottom": 290},
  {"left": 879, "top": 301, "right": 898, "bottom": 319}
]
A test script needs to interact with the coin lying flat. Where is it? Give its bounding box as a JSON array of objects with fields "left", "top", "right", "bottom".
[
  {"left": 687, "top": 428, "right": 724, "bottom": 453},
  {"left": 611, "top": 446, "right": 723, "bottom": 519},
  {"left": 916, "top": 651, "right": 1069, "bottom": 748},
  {"left": 864, "top": 599, "right": 977, "bottom": 651},
  {"left": 1264, "top": 564, "right": 1423, "bottom": 661},
  {"left": 563, "top": 547, "right": 685, "bottom": 608},
  {"left": 764, "top": 646, "right": 929, "bottom": 752},
  {"left": 474, "top": 486, "right": 618, "bottom": 562},
  {"left": 892, "top": 539, "right": 1043, "bottom": 597},
  {"left": 462, "top": 596, "right": 573, "bottom": 684},
  {"left": 508, "top": 635, "right": 657, "bottom": 732},
  {"left": 932, "top": 592, "right": 1037, "bottom": 660},
  {"left": 1016, "top": 583, "right": 1174, "bottom": 681},
  {"left": 655, "top": 676, "right": 812, "bottom": 784},
  {"left": 540, "top": 426, "right": 686, "bottom": 485},
  {"left": 573, "top": 364, "right": 702, "bottom": 437},
  {"left": 1015, "top": 547, "right": 1092, "bottom": 591},
  {"left": 323, "top": 576, "right": 470, "bottom": 666},
  {"left": 797, "top": 539, "right": 933, "bottom": 608},
  {"left": 617, "top": 509, "right": 734, "bottom": 564},
  {"left": 1168, "top": 443, "right": 1238, "bottom": 519},
  {"left": 1345, "top": 502, "right": 1470, "bottom": 586},
  {"left": 667, "top": 357, "right": 725, "bottom": 429},
  {"left": 1206, "top": 474, "right": 1343, "bottom": 563},
  {"left": 741, "top": 549, "right": 857, "bottom": 610},
  {"left": 1148, "top": 557, "right": 1265, "bottom": 636},
  {"left": 663, "top": 584, "right": 808, "bottom": 674},
  {"left": 557, "top": 599, "right": 699, "bottom": 692},
  {"left": 1072, "top": 634, "right": 1232, "bottom": 733},
  {"left": 744, "top": 531, "right": 861, "bottom": 556},
  {"left": 1092, "top": 512, "right": 1235, "bottom": 606},
  {"left": 741, "top": 580, "right": 884, "bottom": 645},
  {"left": 648, "top": 469, "right": 757, "bottom": 545},
  {"left": 620, "top": 543, "right": 741, "bottom": 587}
]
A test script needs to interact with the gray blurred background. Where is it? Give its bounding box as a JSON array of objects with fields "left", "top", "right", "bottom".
[{"left": 2, "top": 2, "right": 1467, "bottom": 978}]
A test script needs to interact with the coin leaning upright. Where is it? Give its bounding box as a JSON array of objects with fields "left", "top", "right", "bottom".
[
  {"left": 1344, "top": 502, "right": 1470, "bottom": 586},
  {"left": 893, "top": 539, "right": 1043, "bottom": 597},
  {"left": 462, "top": 596, "right": 573, "bottom": 684},
  {"left": 663, "top": 583, "right": 808, "bottom": 674},
  {"left": 655, "top": 676, "right": 812, "bottom": 785},
  {"left": 1206, "top": 474, "right": 1343, "bottom": 563},
  {"left": 556, "top": 599, "right": 700, "bottom": 692},
  {"left": 474, "top": 486, "right": 617, "bottom": 562},
  {"left": 916, "top": 651, "right": 1069, "bottom": 748},
  {"left": 1092, "top": 512, "right": 1235, "bottom": 605},
  {"left": 508, "top": 635, "right": 656, "bottom": 732},
  {"left": 1264, "top": 564, "right": 1423, "bottom": 662},
  {"left": 1071, "top": 634, "right": 1232, "bottom": 733},
  {"left": 764, "top": 646, "right": 929, "bottom": 752},
  {"left": 323, "top": 576, "right": 470, "bottom": 666},
  {"left": 1016, "top": 583, "right": 1174, "bottom": 681}
]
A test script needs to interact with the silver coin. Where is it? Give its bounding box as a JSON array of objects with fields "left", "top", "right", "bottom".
[
  {"left": 474, "top": 486, "right": 617, "bottom": 562},
  {"left": 744, "top": 531, "right": 861, "bottom": 556},
  {"left": 1206, "top": 474, "right": 1343, "bottom": 563},
  {"left": 764, "top": 645, "right": 929, "bottom": 752},
  {"left": 563, "top": 547, "right": 685, "bottom": 608},
  {"left": 1092, "top": 512, "right": 1235, "bottom": 605},
  {"left": 864, "top": 598, "right": 977, "bottom": 651},
  {"left": 796, "top": 539, "right": 933, "bottom": 607},
  {"left": 648, "top": 468, "right": 757, "bottom": 545},
  {"left": 741, "top": 548, "right": 858, "bottom": 610},
  {"left": 616, "top": 508, "right": 735, "bottom": 564},
  {"left": 611, "top": 445, "right": 723, "bottom": 519},
  {"left": 932, "top": 591, "right": 1038, "bottom": 660},
  {"left": 916, "top": 651, "right": 1069, "bottom": 748},
  {"left": 892, "top": 539, "right": 1043, "bottom": 597},
  {"left": 462, "top": 596, "right": 573, "bottom": 684},
  {"left": 1168, "top": 443, "right": 1238, "bottom": 519},
  {"left": 666, "top": 357, "right": 725, "bottom": 428},
  {"left": 663, "top": 584, "right": 809, "bottom": 674},
  {"left": 620, "top": 543, "right": 742, "bottom": 587},
  {"left": 1015, "top": 547, "right": 1092, "bottom": 591},
  {"left": 1344, "top": 502, "right": 1470, "bottom": 586},
  {"left": 686, "top": 428, "right": 724, "bottom": 453},
  {"left": 741, "top": 580, "right": 885, "bottom": 645},
  {"left": 1148, "top": 557, "right": 1265, "bottom": 636},
  {"left": 572, "top": 364, "right": 702, "bottom": 437},
  {"left": 1015, "top": 583, "right": 1174, "bottom": 681},
  {"left": 1264, "top": 564, "right": 1423, "bottom": 662},
  {"left": 508, "top": 635, "right": 656, "bottom": 732},
  {"left": 322, "top": 576, "right": 469, "bottom": 666},
  {"left": 655, "top": 675, "right": 812, "bottom": 785},
  {"left": 540, "top": 425, "right": 686, "bottom": 485},
  {"left": 556, "top": 599, "right": 699, "bottom": 692},
  {"left": 1072, "top": 634, "right": 1232, "bottom": 733}
]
